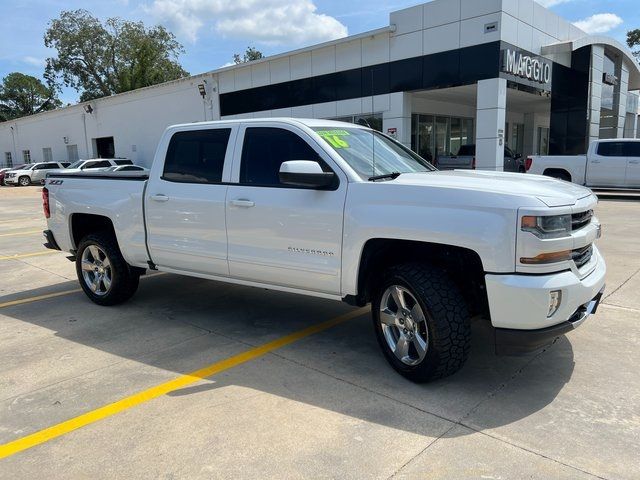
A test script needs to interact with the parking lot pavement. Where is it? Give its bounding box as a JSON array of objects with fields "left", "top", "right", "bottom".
[{"left": 0, "top": 185, "right": 638, "bottom": 479}]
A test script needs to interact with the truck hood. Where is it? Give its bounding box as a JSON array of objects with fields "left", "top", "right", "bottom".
[{"left": 391, "top": 170, "right": 593, "bottom": 207}]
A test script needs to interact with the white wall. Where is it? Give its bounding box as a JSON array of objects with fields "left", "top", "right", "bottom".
[{"left": 1, "top": 75, "right": 214, "bottom": 168}]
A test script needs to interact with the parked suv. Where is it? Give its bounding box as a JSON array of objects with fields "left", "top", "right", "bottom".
[{"left": 4, "top": 162, "right": 70, "bottom": 186}]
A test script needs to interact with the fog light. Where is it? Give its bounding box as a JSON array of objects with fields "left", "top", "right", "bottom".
[{"left": 548, "top": 290, "right": 562, "bottom": 318}]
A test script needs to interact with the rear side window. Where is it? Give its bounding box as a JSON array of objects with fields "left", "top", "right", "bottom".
[
  {"left": 114, "top": 159, "right": 133, "bottom": 165},
  {"left": 163, "top": 129, "right": 231, "bottom": 184},
  {"left": 597, "top": 142, "right": 625, "bottom": 157},
  {"left": 622, "top": 142, "right": 640, "bottom": 157},
  {"left": 240, "top": 127, "right": 322, "bottom": 186}
]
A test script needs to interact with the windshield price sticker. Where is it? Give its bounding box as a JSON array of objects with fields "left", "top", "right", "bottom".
[{"left": 317, "top": 130, "right": 350, "bottom": 149}]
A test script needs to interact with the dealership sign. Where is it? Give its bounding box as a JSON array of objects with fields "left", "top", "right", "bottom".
[{"left": 501, "top": 49, "right": 551, "bottom": 85}]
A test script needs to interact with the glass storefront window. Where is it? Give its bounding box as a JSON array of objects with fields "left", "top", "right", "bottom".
[
  {"left": 330, "top": 113, "right": 383, "bottom": 132},
  {"left": 600, "top": 52, "right": 620, "bottom": 139},
  {"left": 411, "top": 114, "right": 474, "bottom": 163},
  {"left": 537, "top": 127, "right": 549, "bottom": 155}
]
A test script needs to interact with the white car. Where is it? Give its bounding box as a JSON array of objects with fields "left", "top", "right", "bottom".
[
  {"left": 45, "top": 158, "right": 134, "bottom": 177},
  {"left": 42, "top": 118, "right": 606, "bottom": 382},
  {"left": 4, "top": 162, "right": 70, "bottom": 186},
  {"left": 526, "top": 138, "right": 640, "bottom": 188}
]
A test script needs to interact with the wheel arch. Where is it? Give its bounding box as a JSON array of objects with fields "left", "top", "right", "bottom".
[
  {"left": 70, "top": 213, "right": 117, "bottom": 250},
  {"left": 347, "top": 239, "right": 489, "bottom": 317},
  {"left": 543, "top": 168, "right": 572, "bottom": 182}
]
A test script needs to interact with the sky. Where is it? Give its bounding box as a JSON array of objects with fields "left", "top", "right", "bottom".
[{"left": 0, "top": 0, "right": 638, "bottom": 104}]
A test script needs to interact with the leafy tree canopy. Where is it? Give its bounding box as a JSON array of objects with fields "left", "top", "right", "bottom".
[
  {"left": 233, "top": 46, "right": 264, "bottom": 65},
  {"left": 45, "top": 9, "right": 189, "bottom": 101},
  {"left": 0, "top": 72, "right": 60, "bottom": 122},
  {"left": 628, "top": 29, "right": 640, "bottom": 59}
]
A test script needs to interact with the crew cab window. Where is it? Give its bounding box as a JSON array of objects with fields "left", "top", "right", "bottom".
[
  {"left": 622, "top": 142, "right": 640, "bottom": 157},
  {"left": 163, "top": 129, "right": 231, "bottom": 184},
  {"left": 114, "top": 159, "right": 133, "bottom": 165},
  {"left": 240, "top": 127, "right": 322, "bottom": 186},
  {"left": 597, "top": 142, "right": 625, "bottom": 157}
]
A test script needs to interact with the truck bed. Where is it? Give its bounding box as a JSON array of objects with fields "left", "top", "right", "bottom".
[{"left": 45, "top": 174, "right": 150, "bottom": 269}]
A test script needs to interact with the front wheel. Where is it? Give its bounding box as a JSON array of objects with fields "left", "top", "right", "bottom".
[
  {"left": 76, "top": 233, "right": 140, "bottom": 306},
  {"left": 372, "top": 263, "right": 471, "bottom": 382},
  {"left": 18, "top": 176, "right": 30, "bottom": 186}
]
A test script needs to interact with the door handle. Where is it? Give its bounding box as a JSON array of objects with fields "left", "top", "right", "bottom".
[
  {"left": 629, "top": 160, "right": 640, "bottom": 165},
  {"left": 230, "top": 199, "right": 255, "bottom": 208},
  {"left": 591, "top": 160, "right": 601, "bottom": 164},
  {"left": 150, "top": 194, "right": 169, "bottom": 202}
]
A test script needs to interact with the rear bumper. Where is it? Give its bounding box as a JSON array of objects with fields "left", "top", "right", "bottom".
[
  {"left": 495, "top": 287, "right": 604, "bottom": 354},
  {"left": 43, "top": 230, "right": 61, "bottom": 251}
]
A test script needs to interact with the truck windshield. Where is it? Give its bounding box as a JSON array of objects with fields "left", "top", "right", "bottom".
[{"left": 312, "top": 127, "right": 435, "bottom": 179}]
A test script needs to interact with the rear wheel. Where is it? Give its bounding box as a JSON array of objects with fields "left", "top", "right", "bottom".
[
  {"left": 372, "top": 263, "right": 471, "bottom": 382},
  {"left": 76, "top": 233, "right": 140, "bottom": 306},
  {"left": 18, "top": 176, "right": 30, "bottom": 186}
]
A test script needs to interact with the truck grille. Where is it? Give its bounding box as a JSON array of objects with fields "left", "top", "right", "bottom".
[
  {"left": 572, "top": 210, "right": 593, "bottom": 231},
  {"left": 572, "top": 244, "right": 593, "bottom": 268}
]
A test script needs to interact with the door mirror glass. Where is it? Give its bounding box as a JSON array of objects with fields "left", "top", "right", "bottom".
[{"left": 279, "top": 161, "right": 336, "bottom": 189}]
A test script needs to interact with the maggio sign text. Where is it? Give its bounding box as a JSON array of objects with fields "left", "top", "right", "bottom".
[{"left": 501, "top": 49, "right": 552, "bottom": 85}]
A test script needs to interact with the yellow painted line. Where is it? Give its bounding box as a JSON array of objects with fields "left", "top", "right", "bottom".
[
  {"left": 0, "top": 272, "right": 167, "bottom": 309},
  {"left": 0, "top": 250, "right": 58, "bottom": 261},
  {"left": 0, "top": 306, "right": 368, "bottom": 460},
  {"left": 0, "top": 289, "right": 82, "bottom": 309},
  {"left": 0, "top": 229, "right": 41, "bottom": 238}
]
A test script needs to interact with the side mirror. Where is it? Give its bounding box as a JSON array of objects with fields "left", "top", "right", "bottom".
[{"left": 279, "top": 161, "right": 336, "bottom": 189}]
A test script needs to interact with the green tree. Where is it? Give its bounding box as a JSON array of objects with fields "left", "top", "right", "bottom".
[
  {"left": 0, "top": 72, "right": 60, "bottom": 122},
  {"left": 628, "top": 29, "right": 640, "bottom": 59},
  {"left": 44, "top": 9, "right": 189, "bottom": 101},
  {"left": 233, "top": 46, "right": 264, "bottom": 65}
]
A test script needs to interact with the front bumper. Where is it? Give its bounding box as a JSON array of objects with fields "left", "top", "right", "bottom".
[
  {"left": 485, "top": 246, "right": 606, "bottom": 353},
  {"left": 4, "top": 176, "right": 18, "bottom": 185},
  {"left": 495, "top": 287, "right": 604, "bottom": 354}
]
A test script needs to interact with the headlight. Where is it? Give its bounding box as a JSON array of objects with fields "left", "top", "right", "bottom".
[{"left": 521, "top": 214, "right": 571, "bottom": 239}]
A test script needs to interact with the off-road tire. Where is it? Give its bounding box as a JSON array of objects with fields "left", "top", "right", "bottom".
[
  {"left": 76, "top": 233, "right": 140, "bottom": 306},
  {"left": 372, "top": 263, "right": 471, "bottom": 382}
]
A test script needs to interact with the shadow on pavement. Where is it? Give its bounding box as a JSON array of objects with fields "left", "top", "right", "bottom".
[{"left": 0, "top": 272, "right": 575, "bottom": 438}]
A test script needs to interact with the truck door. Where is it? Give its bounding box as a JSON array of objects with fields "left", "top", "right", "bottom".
[
  {"left": 145, "top": 127, "right": 236, "bottom": 276},
  {"left": 226, "top": 125, "right": 347, "bottom": 295},
  {"left": 624, "top": 141, "right": 640, "bottom": 187},
  {"left": 586, "top": 141, "right": 627, "bottom": 187}
]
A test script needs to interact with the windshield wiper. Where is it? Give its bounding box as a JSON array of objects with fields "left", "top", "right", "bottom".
[{"left": 368, "top": 172, "right": 401, "bottom": 182}]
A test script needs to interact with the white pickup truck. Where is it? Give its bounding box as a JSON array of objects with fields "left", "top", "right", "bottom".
[
  {"left": 42, "top": 118, "right": 606, "bottom": 382},
  {"left": 526, "top": 138, "right": 640, "bottom": 188}
]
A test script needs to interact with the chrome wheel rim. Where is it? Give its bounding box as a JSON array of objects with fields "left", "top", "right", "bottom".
[
  {"left": 379, "top": 285, "right": 429, "bottom": 366},
  {"left": 81, "top": 245, "right": 112, "bottom": 296}
]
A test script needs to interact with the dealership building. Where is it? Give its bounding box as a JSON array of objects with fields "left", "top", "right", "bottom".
[{"left": 2, "top": 0, "right": 640, "bottom": 171}]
